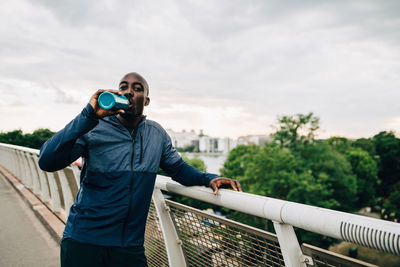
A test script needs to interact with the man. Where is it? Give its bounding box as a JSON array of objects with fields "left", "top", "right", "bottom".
[{"left": 39, "top": 72, "right": 242, "bottom": 267}]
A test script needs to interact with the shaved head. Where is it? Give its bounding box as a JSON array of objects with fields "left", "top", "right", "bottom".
[{"left": 122, "top": 72, "right": 149, "bottom": 96}]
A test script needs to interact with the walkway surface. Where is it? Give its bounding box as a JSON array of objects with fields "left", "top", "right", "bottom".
[{"left": 0, "top": 174, "right": 59, "bottom": 267}]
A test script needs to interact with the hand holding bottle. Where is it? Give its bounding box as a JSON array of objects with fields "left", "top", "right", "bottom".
[{"left": 89, "top": 89, "right": 126, "bottom": 118}]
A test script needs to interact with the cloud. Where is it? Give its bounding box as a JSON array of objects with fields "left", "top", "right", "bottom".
[
  {"left": 0, "top": 0, "right": 399, "bottom": 138},
  {"left": 148, "top": 95, "right": 274, "bottom": 138}
]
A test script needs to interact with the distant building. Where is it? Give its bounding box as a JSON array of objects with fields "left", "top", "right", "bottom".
[
  {"left": 217, "top": 137, "right": 237, "bottom": 154},
  {"left": 166, "top": 129, "right": 267, "bottom": 154},
  {"left": 199, "top": 137, "right": 237, "bottom": 154},
  {"left": 199, "top": 136, "right": 218, "bottom": 153},
  {"left": 166, "top": 129, "right": 199, "bottom": 151},
  {"left": 237, "top": 135, "right": 270, "bottom": 147}
]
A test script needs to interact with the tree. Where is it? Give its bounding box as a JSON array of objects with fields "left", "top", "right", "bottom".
[
  {"left": 327, "top": 136, "right": 350, "bottom": 154},
  {"left": 272, "top": 112, "right": 319, "bottom": 150},
  {"left": 271, "top": 113, "right": 358, "bottom": 210},
  {"left": 0, "top": 128, "right": 55, "bottom": 149},
  {"left": 0, "top": 130, "right": 25, "bottom": 146},
  {"left": 296, "top": 141, "right": 358, "bottom": 212},
  {"left": 24, "top": 128, "right": 55, "bottom": 149},
  {"left": 221, "top": 142, "right": 344, "bottom": 247},
  {"left": 220, "top": 145, "right": 261, "bottom": 180},
  {"left": 345, "top": 148, "right": 378, "bottom": 208},
  {"left": 327, "top": 137, "right": 379, "bottom": 209},
  {"left": 373, "top": 131, "right": 400, "bottom": 197},
  {"left": 351, "top": 138, "right": 376, "bottom": 157},
  {"left": 219, "top": 113, "right": 359, "bottom": 247},
  {"left": 382, "top": 181, "right": 400, "bottom": 221},
  {"left": 244, "top": 143, "right": 338, "bottom": 208}
]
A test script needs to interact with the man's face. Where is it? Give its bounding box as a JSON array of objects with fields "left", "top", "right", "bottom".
[{"left": 118, "top": 74, "right": 150, "bottom": 119}]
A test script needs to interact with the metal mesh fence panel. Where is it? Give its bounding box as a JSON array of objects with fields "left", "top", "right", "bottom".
[
  {"left": 144, "top": 200, "right": 169, "bottom": 267},
  {"left": 166, "top": 200, "right": 285, "bottom": 267},
  {"left": 301, "top": 244, "right": 378, "bottom": 267},
  {"left": 143, "top": 197, "right": 377, "bottom": 267}
]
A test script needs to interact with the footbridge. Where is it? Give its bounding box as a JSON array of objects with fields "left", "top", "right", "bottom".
[{"left": 0, "top": 142, "right": 399, "bottom": 267}]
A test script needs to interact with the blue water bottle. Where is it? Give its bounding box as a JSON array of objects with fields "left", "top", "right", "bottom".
[{"left": 98, "top": 92, "right": 129, "bottom": 110}]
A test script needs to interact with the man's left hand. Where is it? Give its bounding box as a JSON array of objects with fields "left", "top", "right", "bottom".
[{"left": 209, "top": 177, "right": 242, "bottom": 195}]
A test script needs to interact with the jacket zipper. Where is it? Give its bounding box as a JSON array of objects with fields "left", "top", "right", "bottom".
[
  {"left": 121, "top": 130, "right": 136, "bottom": 246},
  {"left": 139, "top": 133, "right": 143, "bottom": 164}
]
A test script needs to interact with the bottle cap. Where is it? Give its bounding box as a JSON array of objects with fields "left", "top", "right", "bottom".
[{"left": 98, "top": 92, "right": 116, "bottom": 110}]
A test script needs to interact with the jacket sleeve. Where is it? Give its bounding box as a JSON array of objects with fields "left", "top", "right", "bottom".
[
  {"left": 159, "top": 132, "right": 218, "bottom": 187},
  {"left": 38, "top": 104, "right": 99, "bottom": 172}
]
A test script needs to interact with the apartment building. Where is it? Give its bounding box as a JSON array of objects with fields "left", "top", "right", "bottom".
[{"left": 166, "top": 129, "right": 268, "bottom": 154}]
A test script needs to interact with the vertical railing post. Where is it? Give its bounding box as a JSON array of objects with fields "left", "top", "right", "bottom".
[
  {"left": 152, "top": 189, "right": 187, "bottom": 267},
  {"left": 33, "top": 158, "right": 51, "bottom": 203},
  {"left": 11, "top": 149, "right": 21, "bottom": 179},
  {"left": 274, "top": 222, "right": 313, "bottom": 267},
  {"left": 16, "top": 150, "right": 26, "bottom": 185},
  {"left": 22, "top": 151, "right": 33, "bottom": 189},
  {"left": 46, "top": 172, "right": 62, "bottom": 213},
  {"left": 27, "top": 153, "right": 41, "bottom": 195},
  {"left": 55, "top": 169, "right": 75, "bottom": 217}
]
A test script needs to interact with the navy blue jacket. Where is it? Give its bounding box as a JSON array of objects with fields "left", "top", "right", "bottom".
[{"left": 39, "top": 104, "right": 217, "bottom": 247}]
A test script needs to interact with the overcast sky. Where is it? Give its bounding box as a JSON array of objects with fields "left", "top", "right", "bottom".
[{"left": 1, "top": 0, "right": 399, "bottom": 139}]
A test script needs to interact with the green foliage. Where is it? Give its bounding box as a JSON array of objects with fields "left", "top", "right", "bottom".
[
  {"left": 0, "top": 130, "right": 25, "bottom": 146},
  {"left": 164, "top": 115, "right": 400, "bottom": 247},
  {"left": 221, "top": 113, "right": 365, "bottom": 247},
  {"left": 327, "top": 136, "right": 350, "bottom": 154},
  {"left": 372, "top": 132, "right": 400, "bottom": 221},
  {"left": 23, "top": 128, "right": 56, "bottom": 149},
  {"left": 296, "top": 142, "right": 358, "bottom": 212},
  {"left": 176, "top": 145, "right": 199, "bottom": 153},
  {"left": 220, "top": 145, "right": 261, "bottom": 179},
  {"left": 272, "top": 112, "right": 319, "bottom": 150},
  {"left": 243, "top": 143, "right": 299, "bottom": 197},
  {"left": 326, "top": 136, "right": 381, "bottom": 210},
  {"left": 345, "top": 148, "right": 378, "bottom": 208},
  {"left": 243, "top": 143, "right": 341, "bottom": 210},
  {"left": 0, "top": 128, "right": 55, "bottom": 149},
  {"left": 381, "top": 182, "right": 400, "bottom": 221},
  {"left": 351, "top": 138, "right": 376, "bottom": 157},
  {"left": 373, "top": 131, "right": 400, "bottom": 197},
  {"left": 221, "top": 142, "right": 358, "bottom": 247}
]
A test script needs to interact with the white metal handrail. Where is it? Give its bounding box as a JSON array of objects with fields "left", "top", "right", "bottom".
[
  {"left": 0, "top": 142, "right": 398, "bottom": 267},
  {"left": 0, "top": 143, "right": 80, "bottom": 220},
  {"left": 155, "top": 175, "right": 400, "bottom": 256}
]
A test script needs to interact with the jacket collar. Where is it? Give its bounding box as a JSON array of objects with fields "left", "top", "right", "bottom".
[{"left": 103, "top": 115, "right": 147, "bottom": 132}]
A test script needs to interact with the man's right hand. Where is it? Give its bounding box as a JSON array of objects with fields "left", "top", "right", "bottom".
[{"left": 89, "top": 89, "right": 126, "bottom": 118}]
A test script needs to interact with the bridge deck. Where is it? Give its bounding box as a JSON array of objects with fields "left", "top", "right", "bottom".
[{"left": 0, "top": 175, "right": 59, "bottom": 267}]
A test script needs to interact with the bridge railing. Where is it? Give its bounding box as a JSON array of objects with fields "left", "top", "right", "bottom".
[{"left": 1, "top": 142, "right": 398, "bottom": 267}]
